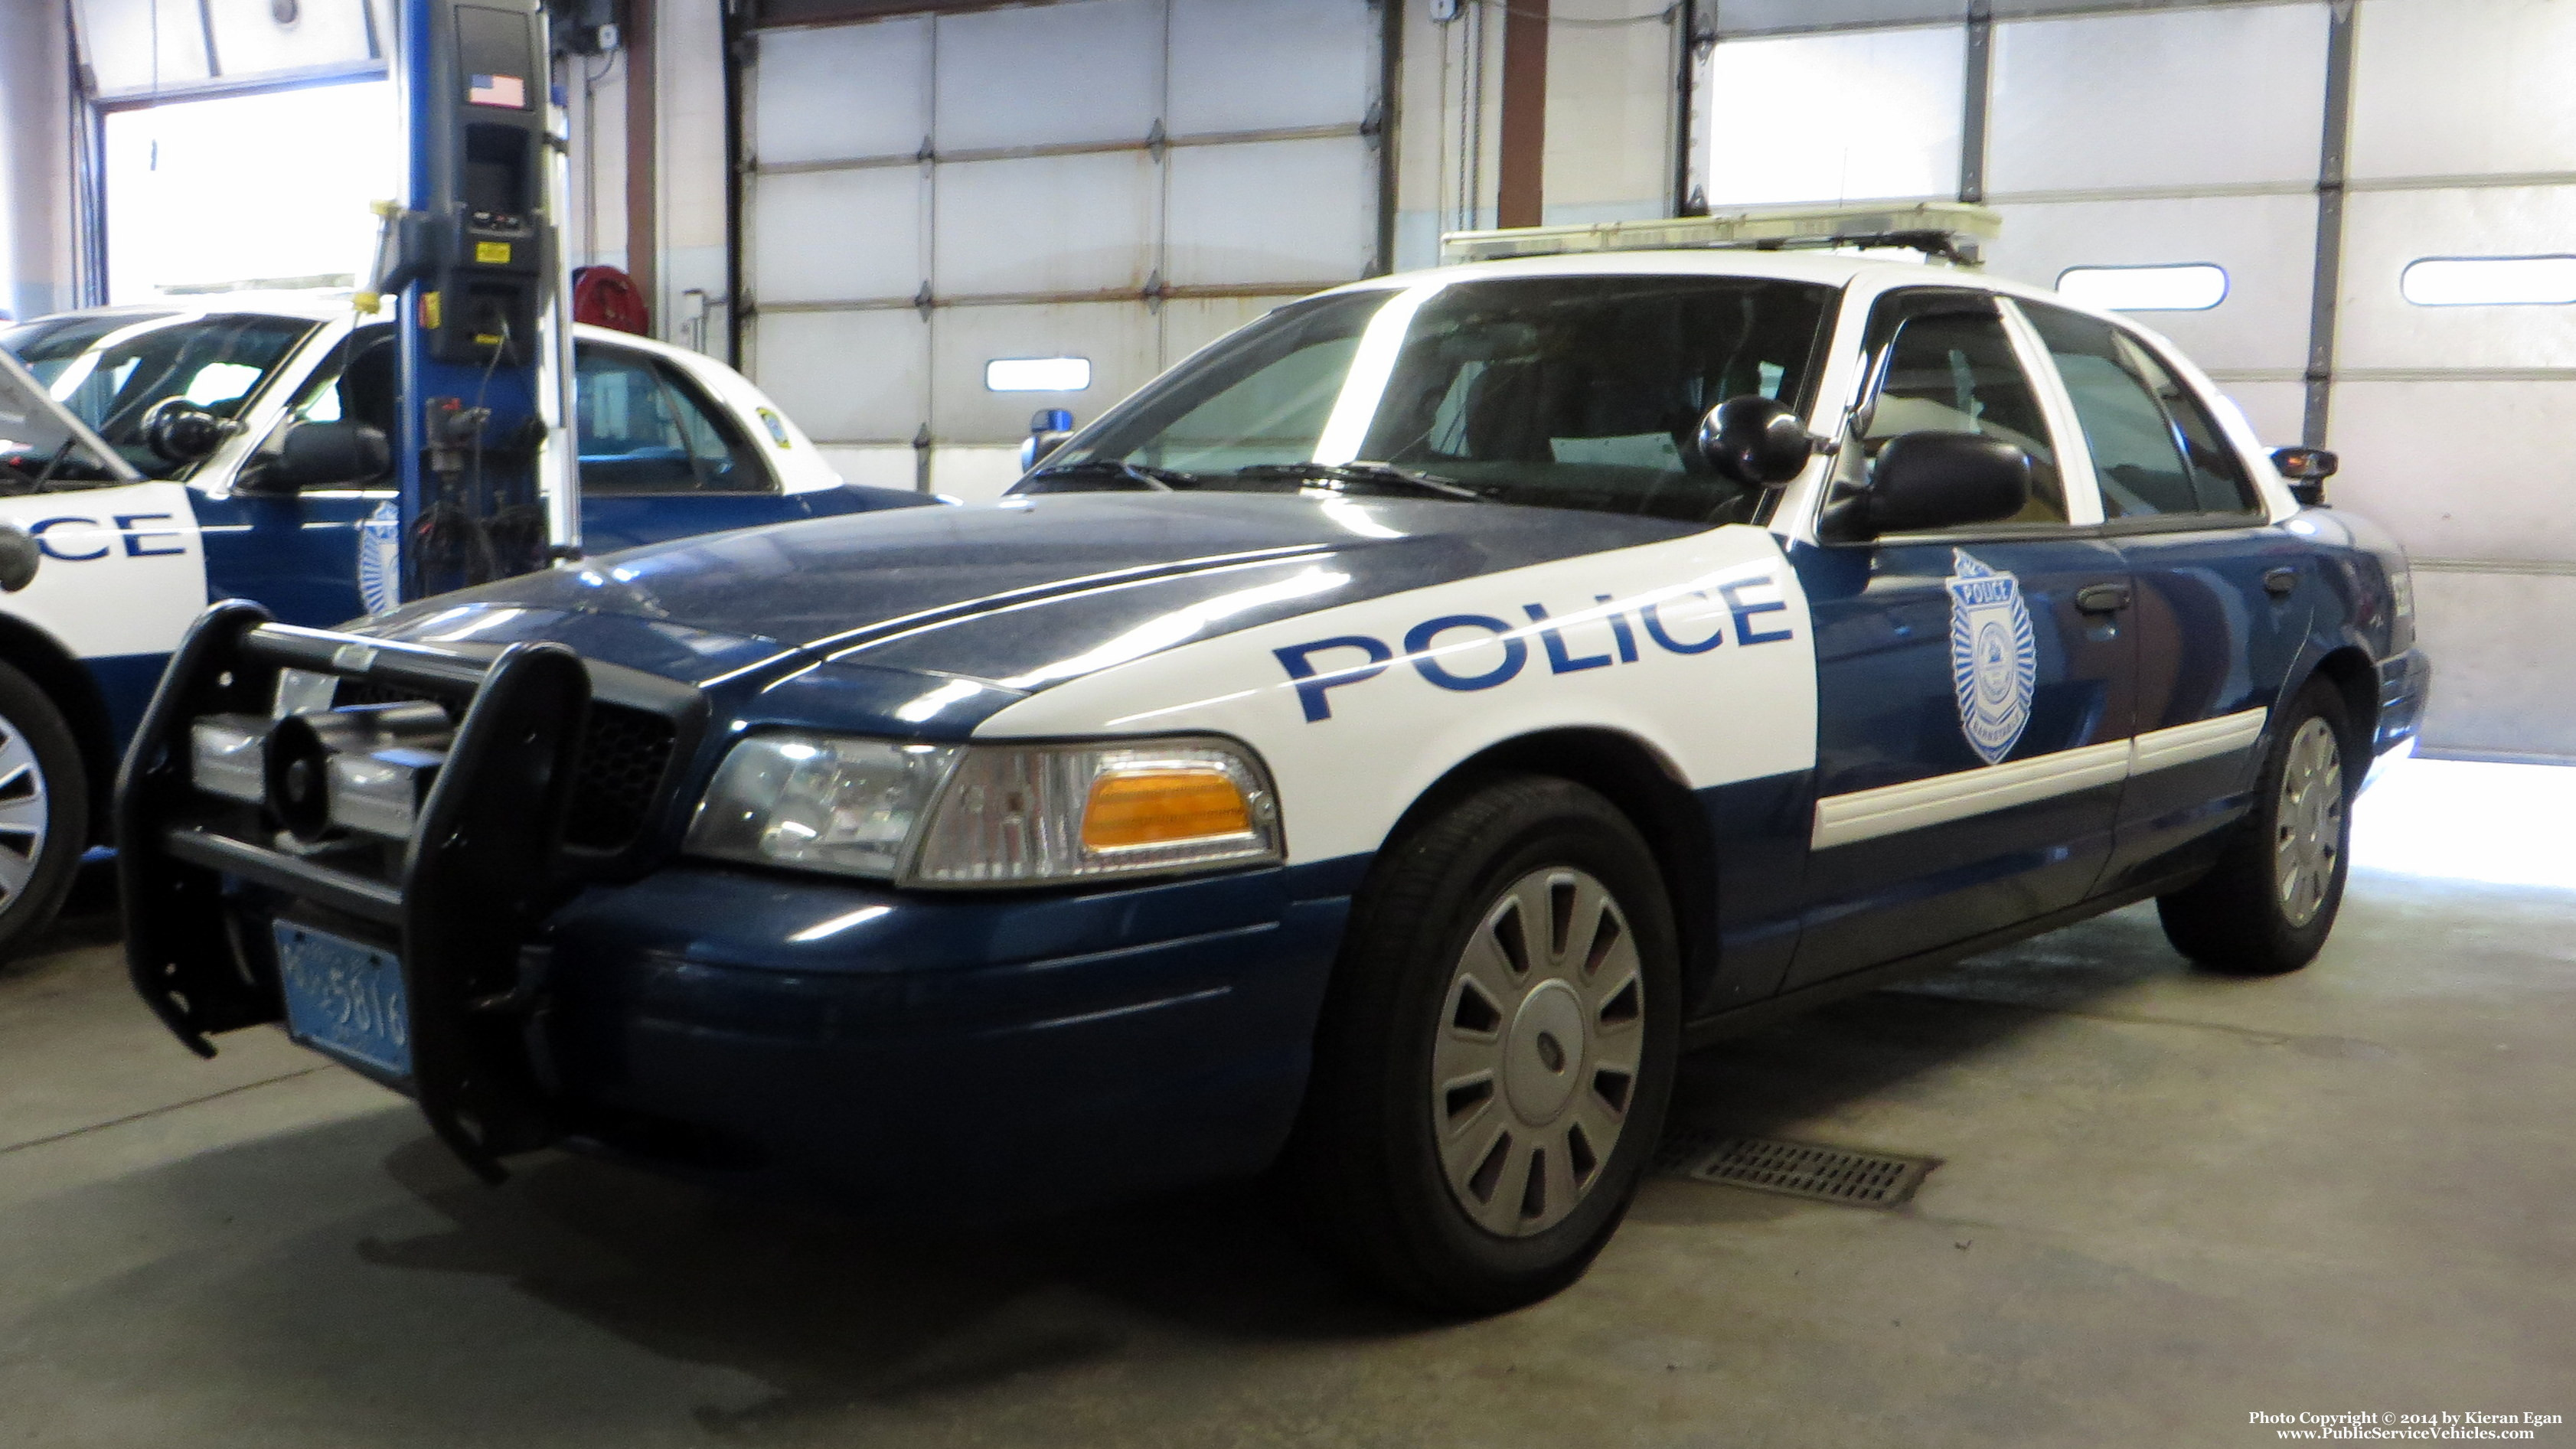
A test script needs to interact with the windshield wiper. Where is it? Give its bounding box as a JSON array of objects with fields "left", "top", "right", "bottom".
[
  {"left": 1024, "top": 459, "right": 1200, "bottom": 491},
  {"left": 1227, "top": 461, "right": 1487, "bottom": 501}
]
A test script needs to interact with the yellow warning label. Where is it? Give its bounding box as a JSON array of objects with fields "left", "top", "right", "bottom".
[
  {"left": 475, "top": 240, "right": 512, "bottom": 265},
  {"left": 421, "top": 291, "right": 442, "bottom": 329},
  {"left": 474, "top": 334, "right": 505, "bottom": 348}
]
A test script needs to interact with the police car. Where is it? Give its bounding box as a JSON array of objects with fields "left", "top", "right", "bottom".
[
  {"left": 116, "top": 212, "right": 2428, "bottom": 1313},
  {"left": 0, "top": 299, "right": 934, "bottom": 955}
]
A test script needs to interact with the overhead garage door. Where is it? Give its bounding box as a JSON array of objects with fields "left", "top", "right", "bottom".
[{"left": 741, "top": 0, "right": 1386, "bottom": 501}]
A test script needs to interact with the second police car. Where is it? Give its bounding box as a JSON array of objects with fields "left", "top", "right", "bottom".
[
  {"left": 0, "top": 299, "right": 936, "bottom": 956},
  {"left": 117, "top": 219, "right": 2427, "bottom": 1313}
]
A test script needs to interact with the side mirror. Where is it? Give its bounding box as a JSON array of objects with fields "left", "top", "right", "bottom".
[
  {"left": 253, "top": 419, "right": 392, "bottom": 491},
  {"left": 1021, "top": 407, "right": 1075, "bottom": 472},
  {"left": 1696, "top": 395, "right": 1814, "bottom": 487},
  {"left": 0, "top": 523, "right": 40, "bottom": 592},
  {"left": 1820, "top": 431, "right": 2031, "bottom": 542},
  {"left": 2271, "top": 445, "right": 2337, "bottom": 507},
  {"left": 141, "top": 397, "right": 240, "bottom": 465}
]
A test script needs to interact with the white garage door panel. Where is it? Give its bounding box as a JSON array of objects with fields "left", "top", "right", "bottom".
[
  {"left": 2336, "top": 187, "right": 2576, "bottom": 372},
  {"left": 76, "top": 0, "right": 214, "bottom": 92},
  {"left": 749, "top": 310, "right": 927, "bottom": 444},
  {"left": 932, "top": 0, "right": 1164, "bottom": 151},
  {"left": 932, "top": 303, "right": 1159, "bottom": 442},
  {"left": 2409, "top": 569, "right": 2576, "bottom": 757},
  {"left": 933, "top": 152, "right": 1157, "bottom": 296},
  {"left": 207, "top": 0, "right": 375, "bottom": 75},
  {"left": 2214, "top": 380, "right": 2307, "bottom": 451},
  {"left": 2348, "top": 0, "right": 2576, "bottom": 181},
  {"left": 753, "top": 18, "right": 929, "bottom": 166},
  {"left": 2325, "top": 380, "right": 2576, "bottom": 563},
  {"left": 1166, "top": 138, "right": 1376, "bottom": 287},
  {"left": 1704, "top": 26, "right": 1964, "bottom": 207},
  {"left": 1168, "top": 0, "right": 1374, "bottom": 134},
  {"left": 1985, "top": 194, "right": 2319, "bottom": 374},
  {"left": 753, "top": 168, "right": 923, "bottom": 305},
  {"left": 1987, "top": 5, "right": 2326, "bottom": 195}
]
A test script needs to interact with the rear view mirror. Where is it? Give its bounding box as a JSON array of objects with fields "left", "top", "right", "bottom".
[
  {"left": 1820, "top": 431, "right": 2031, "bottom": 541},
  {"left": 1696, "top": 395, "right": 1815, "bottom": 487},
  {"left": 0, "top": 523, "right": 39, "bottom": 592},
  {"left": 1022, "top": 408, "right": 1075, "bottom": 471},
  {"left": 2271, "top": 445, "right": 2337, "bottom": 507},
  {"left": 253, "top": 419, "right": 392, "bottom": 492}
]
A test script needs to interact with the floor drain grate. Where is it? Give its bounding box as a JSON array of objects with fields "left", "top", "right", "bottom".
[{"left": 1657, "top": 1134, "right": 1937, "bottom": 1209}]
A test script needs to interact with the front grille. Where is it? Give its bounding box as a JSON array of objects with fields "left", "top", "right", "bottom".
[{"left": 330, "top": 680, "right": 677, "bottom": 852}]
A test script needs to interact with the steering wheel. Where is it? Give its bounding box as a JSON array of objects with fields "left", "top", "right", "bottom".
[{"left": 142, "top": 396, "right": 241, "bottom": 465}]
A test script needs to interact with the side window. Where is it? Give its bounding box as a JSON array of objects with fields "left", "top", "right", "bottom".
[
  {"left": 282, "top": 327, "right": 399, "bottom": 438},
  {"left": 1862, "top": 304, "right": 2068, "bottom": 524},
  {"left": 574, "top": 346, "right": 772, "bottom": 494},
  {"left": 2021, "top": 303, "right": 2256, "bottom": 519}
]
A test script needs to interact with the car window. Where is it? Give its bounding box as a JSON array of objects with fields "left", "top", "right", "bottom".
[
  {"left": 574, "top": 346, "right": 771, "bottom": 494},
  {"left": 1861, "top": 303, "right": 2068, "bottom": 524},
  {"left": 1059, "top": 276, "right": 1836, "bottom": 526},
  {"left": 2021, "top": 302, "right": 2257, "bottom": 519},
  {"left": 3, "top": 312, "right": 318, "bottom": 479}
]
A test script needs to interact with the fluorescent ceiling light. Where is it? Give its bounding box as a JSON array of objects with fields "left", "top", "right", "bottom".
[
  {"left": 985, "top": 357, "right": 1092, "bottom": 392},
  {"left": 2055, "top": 263, "right": 2229, "bottom": 312},
  {"left": 2401, "top": 256, "right": 2576, "bottom": 307}
]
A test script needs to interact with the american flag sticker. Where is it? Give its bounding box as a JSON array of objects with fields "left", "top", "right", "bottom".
[{"left": 467, "top": 73, "right": 527, "bottom": 109}]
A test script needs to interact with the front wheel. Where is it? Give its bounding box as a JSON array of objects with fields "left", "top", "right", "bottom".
[
  {"left": 1288, "top": 775, "right": 1681, "bottom": 1314},
  {"left": 0, "top": 660, "right": 87, "bottom": 961},
  {"left": 2156, "top": 677, "right": 2354, "bottom": 975}
]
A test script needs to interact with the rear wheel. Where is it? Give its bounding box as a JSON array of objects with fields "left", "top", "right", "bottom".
[
  {"left": 1288, "top": 775, "right": 1680, "bottom": 1314},
  {"left": 2156, "top": 678, "right": 2353, "bottom": 975},
  {"left": 0, "top": 661, "right": 86, "bottom": 961}
]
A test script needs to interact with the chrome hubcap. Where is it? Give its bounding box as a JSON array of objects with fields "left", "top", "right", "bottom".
[
  {"left": 1432, "top": 867, "right": 1643, "bottom": 1239},
  {"left": 0, "top": 718, "right": 46, "bottom": 909},
  {"left": 2274, "top": 716, "right": 2344, "bottom": 928}
]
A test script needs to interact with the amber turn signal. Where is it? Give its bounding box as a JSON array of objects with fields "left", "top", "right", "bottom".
[{"left": 1082, "top": 768, "right": 1253, "bottom": 850}]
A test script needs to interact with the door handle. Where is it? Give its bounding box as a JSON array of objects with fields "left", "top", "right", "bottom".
[
  {"left": 2075, "top": 582, "right": 2132, "bottom": 614},
  {"left": 2263, "top": 566, "right": 2300, "bottom": 596}
]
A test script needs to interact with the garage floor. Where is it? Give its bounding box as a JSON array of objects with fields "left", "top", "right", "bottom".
[{"left": 4, "top": 759, "right": 2570, "bottom": 1449}]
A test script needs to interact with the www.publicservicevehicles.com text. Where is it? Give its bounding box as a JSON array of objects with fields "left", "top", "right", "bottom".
[{"left": 2252, "top": 1411, "right": 2563, "bottom": 1441}]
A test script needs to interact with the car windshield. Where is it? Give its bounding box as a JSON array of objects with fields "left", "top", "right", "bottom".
[
  {"left": 1043, "top": 274, "right": 1837, "bottom": 524},
  {"left": 0, "top": 353, "right": 132, "bottom": 493},
  {"left": 4, "top": 312, "right": 320, "bottom": 479}
]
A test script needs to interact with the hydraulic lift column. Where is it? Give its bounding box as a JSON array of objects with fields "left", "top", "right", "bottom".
[{"left": 374, "top": 0, "right": 573, "bottom": 602}]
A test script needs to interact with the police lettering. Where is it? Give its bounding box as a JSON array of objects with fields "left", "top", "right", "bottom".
[
  {"left": 1272, "top": 576, "right": 1794, "bottom": 722},
  {"left": 27, "top": 514, "right": 191, "bottom": 563}
]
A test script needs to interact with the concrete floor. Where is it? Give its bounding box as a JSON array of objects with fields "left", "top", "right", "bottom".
[{"left": 3, "top": 759, "right": 2571, "bottom": 1449}]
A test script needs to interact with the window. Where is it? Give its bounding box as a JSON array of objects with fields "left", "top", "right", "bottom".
[
  {"left": 3, "top": 312, "right": 318, "bottom": 478},
  {"left": 573, "top": 347, "right": 771, "bottom": 494},
  {"left": 1863, "top": 302, "right": 2066, "bottom": 524},
  {"left": 1065, "top": 276, "right": 1837, "bottom": 525},
  {"left": 984, "top": 357, "right": 1092, "bottom": 392},
  {"left": 2055, "top": 264, "right": 2230, "bottom": 312},
  {"left": 2400, "top": 255, "right": 2576, "bottom": 307},
  {"left": 2021, "top": 302, "right": 2256, "bottom": 520}
]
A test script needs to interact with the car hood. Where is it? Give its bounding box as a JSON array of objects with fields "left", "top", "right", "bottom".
[{"left": 361, "top": 493, "right": 1710, "bottom": 726}]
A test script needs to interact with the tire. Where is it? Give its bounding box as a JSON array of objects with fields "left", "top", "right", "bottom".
[
  {"left": 2156, "top": 677, "right": 2355, "bottom": 975},
  {"left": 1287, "top": 775, "right": 1682, "bottom": 1314},
  {"left": 0, "top": 661, "right": 84, "bottom": 962}
]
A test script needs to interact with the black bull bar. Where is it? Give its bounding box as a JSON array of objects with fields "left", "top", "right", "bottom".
[{"left": 116, "top": 600, "right": 596, "bottom": 1181}]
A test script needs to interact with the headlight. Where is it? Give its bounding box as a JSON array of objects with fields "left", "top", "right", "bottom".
[{"left": 684, "top": 733, "right": 1281, "bottom": 887}]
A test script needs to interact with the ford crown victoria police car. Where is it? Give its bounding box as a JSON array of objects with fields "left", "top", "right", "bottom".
[
  {"left": 117, "top": 241, "right": 2427, "bottom": 1313},
  {"left": 0, "top": 301, "right": 933, "bottom": 955}
]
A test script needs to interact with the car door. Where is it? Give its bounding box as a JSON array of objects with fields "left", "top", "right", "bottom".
[
  {"left": 1781, "top": 287, "right": 2137, "bottom": 990},
  {"left": 2016, "top": 301, "right": 2313, "bottom": 894},
  {"left": 573, "top": 341, "right": 811, "bottom": 552},
  {"left": 189, "top": 323, "right": 397, "bottom": 627}
]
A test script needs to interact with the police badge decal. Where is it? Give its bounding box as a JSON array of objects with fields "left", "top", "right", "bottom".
[
  {"left": 1948, "top": 549, "right": 2037, "bottom": 765},
  {"left": 357, "top": 500, "right": 403, "bottom": 616}
]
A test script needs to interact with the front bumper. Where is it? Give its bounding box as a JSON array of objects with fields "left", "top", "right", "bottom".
[
  {"left": 537, "top": 865, "right": 1346, "bottom": 1219},
  {"left": 116, "top": 604, "right": 1350, "bottom": 1215}
]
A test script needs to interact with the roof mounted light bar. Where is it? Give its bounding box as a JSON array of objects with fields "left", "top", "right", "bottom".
[{"left": 1440, "top": 202, "right": 2003, "bottom": 267}]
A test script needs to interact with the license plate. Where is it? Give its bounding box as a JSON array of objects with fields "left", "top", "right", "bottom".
[{"left": 275, "top": 922, "right": 413, "bottom": 1079}]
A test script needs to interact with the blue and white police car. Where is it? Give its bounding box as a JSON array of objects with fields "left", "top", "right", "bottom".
[
  {"left": 0, "top": 299, "right": 934, "bottom": 956},
  {"left": 116, "top": 219, "right": 2427, "bottom": 1313}
]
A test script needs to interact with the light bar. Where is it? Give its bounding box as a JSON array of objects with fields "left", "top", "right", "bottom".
[
  {"left": 327, "top": 746, "right": 446, "bottom": 840},
  {"left": 1440, "top": 202, "right": 2003, "bottom": 266}
]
